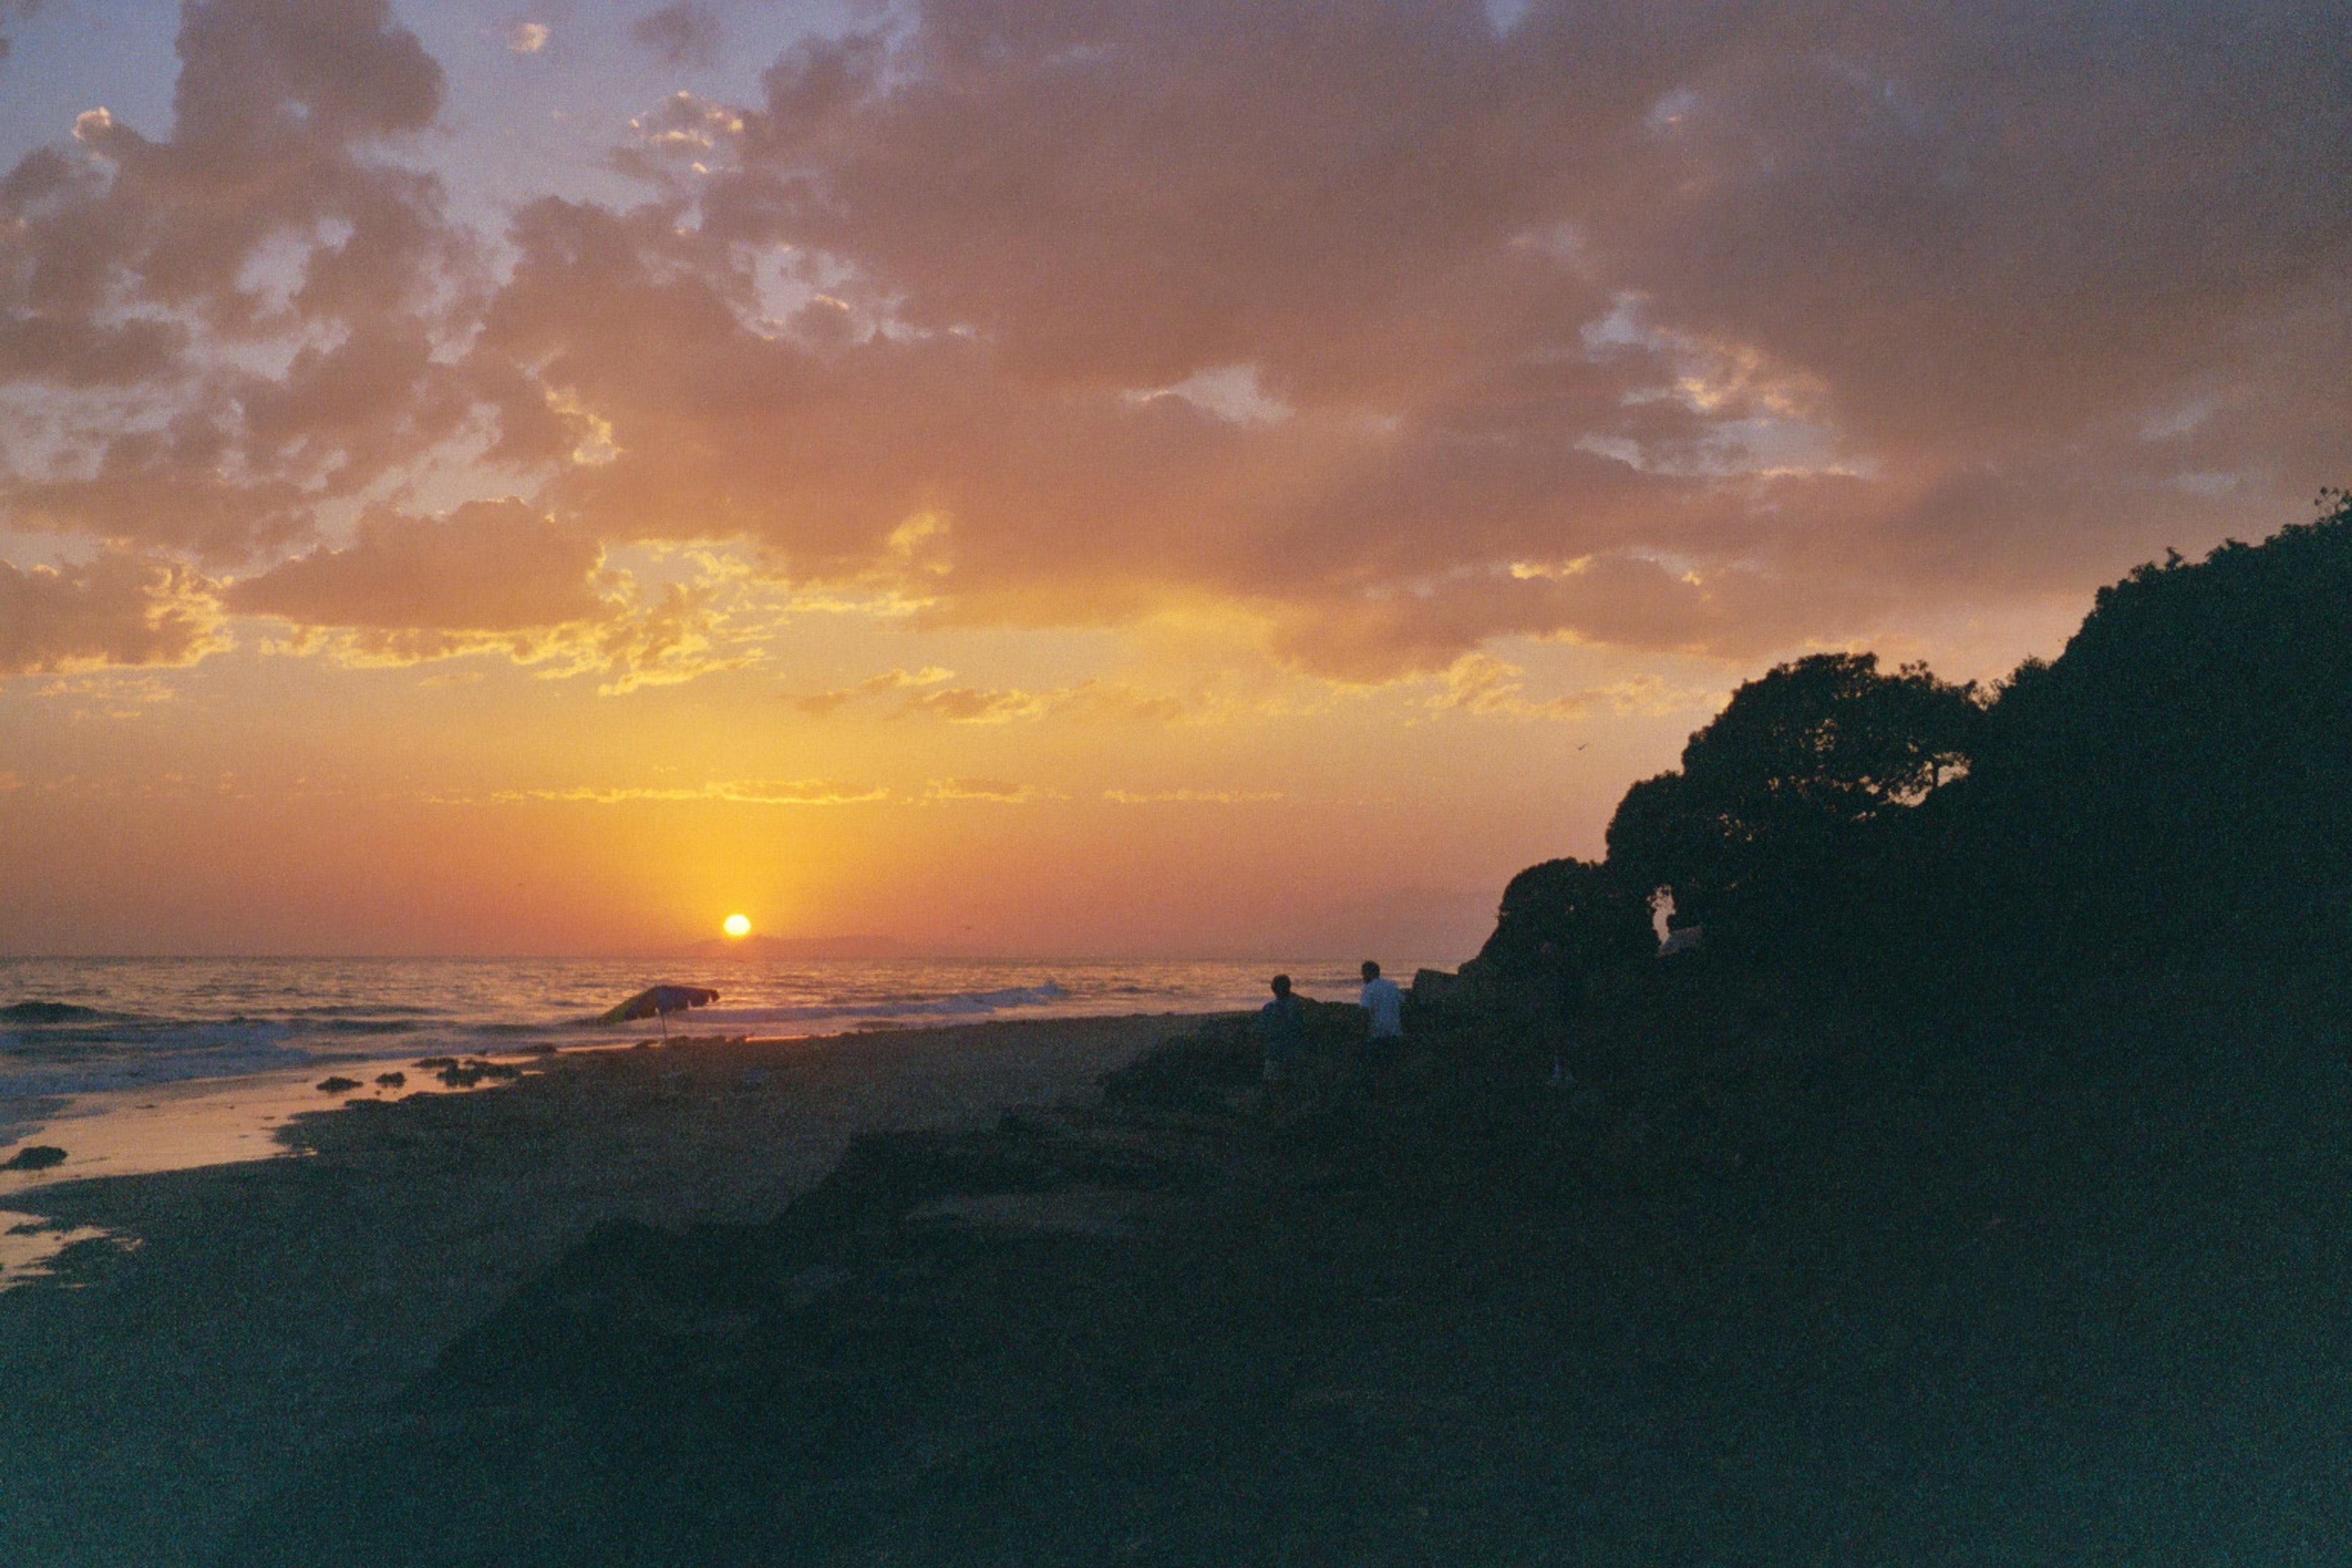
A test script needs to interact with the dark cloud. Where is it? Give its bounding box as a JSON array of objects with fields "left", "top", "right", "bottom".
[
  {"left": 0, "top": 312, "right": 187, "bottom": 385},
  {"left": 0, "top": 551, "right": 223, "bottom": 676},
  {"left": 0, "top": 0, "right": 468, "bottom": 564},
  {"left": 6, "top": 0, "right": 2347, "bottom": 677},
  {"left": 54, "top": 0, "right": 451, "bottom": 329},
  {"left": 444, "top": 0, "right": 2343, "bottom": 674},
  {"left": 224, "top": 499, "right": 604, "bottom": 632},
  {"left": 221, "top": 499, "right": 752, "bottom": 692},
  {"left": 5, "top": 413, "right": 315, "bottom": 561},
  {"left": 630, "top": 2, "right": 722, "bottom": 69}
]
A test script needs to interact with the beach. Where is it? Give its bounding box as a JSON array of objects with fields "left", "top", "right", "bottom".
[
  {"left": 209, "top": 967, "right": 2352, "bottom": 1567},
  {"left": 0, "top": 1014, "right": 1191, "bottom": 1568}
]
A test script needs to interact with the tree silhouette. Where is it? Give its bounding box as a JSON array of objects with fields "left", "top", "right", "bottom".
[
  {"left": 1605, "top": 652, "right": 1983, "bottom": 957},
  {"left": 1964, "top": 490, "right": 2352, "bottom": 967},
  {"left": 1474, "top": 492, "right": 2351, "bottom": 995}
]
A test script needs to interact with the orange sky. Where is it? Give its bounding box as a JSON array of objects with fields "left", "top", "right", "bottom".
[{"left": 1, "top": 0, "right": 2344, "bottom": 956}]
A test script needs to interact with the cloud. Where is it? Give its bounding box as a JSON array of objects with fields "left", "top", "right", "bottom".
[
  {"left": 900, "top": 684, "right": 1056, "bottom": 724},
  {"left": 1102, "top": 788, "right": 1284, "bottom": 805},
  {"left": 225, "top": 500, "right": 605, "bottom": 631},
  {"left": 794, "top": 668, "right": 1234, "bottom": 725},
  {"left": 5, "top": 0, "right": 2347, "bottom": 684},
  {"left": 0, "top": 0, "right": 467, "bottom": 561},
  {"left": 1421, "top": 651, "right": 1721, "bottom": 721},
  {"left": 224, "top": 500, "right": 755, "bottom": 692},
  {"left": 0, "top": 551, "right": 226, "bottom": 676},
  {"left": 793, "top": 665, "right": 952, "bottom": 716},
  {"left": 475, "top": 779, "right": 889, "bottom": 805},
  {"left": 922, "top": 778, "right": 1060, "bottom": 804},
  {"left": 643, "top": 0, "right": 2340, "bottom": 669},
  {"left": 506, "top": 20, "right": 549, "bottom": 55},
  {"left": 630, "top": 2, "right": 720, "bottom": 69}
]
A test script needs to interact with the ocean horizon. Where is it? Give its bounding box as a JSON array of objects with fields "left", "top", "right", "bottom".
[{"left": 0, "top": 955, "right": 1425, "bottom": 1108}]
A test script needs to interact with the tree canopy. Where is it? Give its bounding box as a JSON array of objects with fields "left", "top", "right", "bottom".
[
  {"left": 1473, "top": 491, "right": 2350, "bottom": 998},
  {"left": 1964, "top": 490, "right": 2352, "bottom": 964},
  {"left": 1605, "top": 652, "right": 1983, "bottom": 949}
]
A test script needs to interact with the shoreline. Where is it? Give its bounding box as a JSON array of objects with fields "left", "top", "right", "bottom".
[
  {"left": 0, "top": 1011, "right": 1250, "bottom": 1238},
  {"left": 0, "top": 1011, "right": 1205, "bottom": 1568},
  {"left": 216, "top": 964, "right": 2352, "bottom": 1566}
]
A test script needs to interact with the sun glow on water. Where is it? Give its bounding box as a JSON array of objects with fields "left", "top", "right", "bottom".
[{"left": 723, "top": 914, "right": 752, "bottom": 938}]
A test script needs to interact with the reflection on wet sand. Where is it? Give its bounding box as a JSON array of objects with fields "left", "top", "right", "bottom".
[
  {"left": 0, "top": 1211, "right": 131, "bottom": 1287},
  {"left": 0, "top": 1050, "right": 548, "bottom": 1287}
]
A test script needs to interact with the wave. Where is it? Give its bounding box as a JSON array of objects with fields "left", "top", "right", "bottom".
[
  {"left": 0, "top": 1034, "right": 314, "bottom": 1100},
  {"left": 891, "top": 981, "right": 1070, "bottom": 1016},
  {"left": 1, "top": 1001, "right": 107, "bottom": 1024},
  {"left": 668, "top": 981, "right": 1073, "bottom": 1032},
  {"left": 288, "top": 1002, "right": 446, "bottom": 1020}
]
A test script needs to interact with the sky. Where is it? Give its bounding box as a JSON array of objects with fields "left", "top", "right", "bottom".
[{"left": 1, "top": 0, "right": 2345, "bottom": 958}]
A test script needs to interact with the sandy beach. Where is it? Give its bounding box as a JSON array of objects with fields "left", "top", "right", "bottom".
[{"left": 0, "top": 1014, "right": 1193, "bottom": 1568}]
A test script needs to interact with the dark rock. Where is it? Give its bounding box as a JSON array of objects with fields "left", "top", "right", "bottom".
[
  {"left": 1409, "top": 967, "right": 1458, "bottom": 1008},
  {"left": 1411, "top": 958, "right": 1509, "bottom": 1025},
  {"left": 2, "top": 1144, "right": 67, "bottom": 1171},
  {"left": 1300, "top": 995, "right": 1370, "bottom": 1045},
  {"left": 375, "top": 1072, "right": 407, "bottom": 1088},
  {"left": 317, "top": 1077, "right": 363, "bottom": 1094},
  {"left": 1102, "top": 1031, "right": 1258, "bottom": 1114},
  {"left": 413, "top": 1056, "right": 459, "bottom": 1070},
  {"left": 435, "top": 1059, "right": 521, "bottom": 1088}
]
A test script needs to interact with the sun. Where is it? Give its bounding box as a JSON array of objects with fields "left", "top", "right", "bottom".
[{"left": 722, "top": 913, "right": 752, "bottom": 938}]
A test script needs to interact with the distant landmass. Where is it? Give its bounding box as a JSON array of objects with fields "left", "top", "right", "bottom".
[{"left": 685, "top": 933, "right": 920, "bottom": 959}]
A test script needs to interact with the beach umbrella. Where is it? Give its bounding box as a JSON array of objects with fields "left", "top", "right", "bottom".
[{"left": 600, "top": 984, "right": 720, "bottom": 1038}]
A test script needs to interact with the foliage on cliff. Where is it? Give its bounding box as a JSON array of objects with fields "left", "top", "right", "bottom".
[{"left": 1480, "top": 491, "right": 2352, "bottom": 992}]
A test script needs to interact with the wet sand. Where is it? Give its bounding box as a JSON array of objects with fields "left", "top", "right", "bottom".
[{"left": 0, "top": 1014, "right": 1194, "bottom": 1568}]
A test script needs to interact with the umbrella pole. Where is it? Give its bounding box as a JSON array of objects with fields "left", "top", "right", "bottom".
[{"left": 660, "top": 1008, "right": 669, "bottom": 1040}]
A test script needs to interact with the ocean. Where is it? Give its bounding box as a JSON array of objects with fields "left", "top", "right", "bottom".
[{"left": 0, "top": 955, "right": 1395, "bottom": 1106}]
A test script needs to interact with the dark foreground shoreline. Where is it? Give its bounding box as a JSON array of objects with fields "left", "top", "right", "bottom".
[
  {"left": 0, "top": 1014, "right": 1182, "bottom": 1568},
  {"left": 218, "top": 960, "right": 2352, "bottom": 1566}
]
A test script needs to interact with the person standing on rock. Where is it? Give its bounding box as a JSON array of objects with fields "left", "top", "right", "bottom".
[
  {"left": 1259, "top": 973, "right": 1307, "bottom": 1083},
  {"left": 1357, "top": 960, "right": 1405, "bottom": 1084}
]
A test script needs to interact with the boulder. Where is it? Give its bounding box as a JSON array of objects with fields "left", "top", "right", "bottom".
[
  {"left": 435, "top": 1059, "right": 521, "bottom": 1088},
  {"left": 1409, "top": 962, "right": 1503, "bottom": 1022},
  {"left": 316, "top": 1077, "right": 363, "bottom": 1094},
  {"left": 2, "top": 1144, "right": 67, "bottom": 1171}
]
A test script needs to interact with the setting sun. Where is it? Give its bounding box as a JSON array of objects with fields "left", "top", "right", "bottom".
[{"left": 722, "top": 914, "right": 751, "bottom": 939}]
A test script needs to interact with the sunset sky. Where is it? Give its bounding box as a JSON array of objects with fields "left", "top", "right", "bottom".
[{"left": 2, "top": 0, "right": 2345, "bottom": 957}]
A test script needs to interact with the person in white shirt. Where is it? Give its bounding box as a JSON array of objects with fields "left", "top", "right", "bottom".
[
  {"left": 1357, "top": 962, "right": 1407, "bottom": 1091},
  {"left": 1358, "top": 961, "right": 1405, "bottom": 1037}
]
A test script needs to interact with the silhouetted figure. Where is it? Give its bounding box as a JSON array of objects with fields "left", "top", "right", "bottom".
[
  {"left": 1258, "top": 973, "right": 1306, "bottom": 1083},
  {"left": 1358, "top": 960, "right": 1404, "bottom": 1039},
  {"left": 1357, "top": 960, "right": 1404, "bottom": 1088}
]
